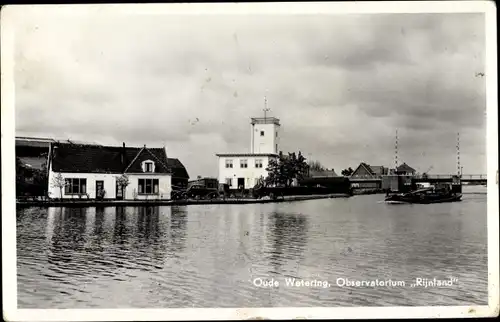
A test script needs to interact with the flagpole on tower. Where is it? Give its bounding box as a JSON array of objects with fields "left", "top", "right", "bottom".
[{"left": 263, "top": 96, "right": 270, "bottom": 121}]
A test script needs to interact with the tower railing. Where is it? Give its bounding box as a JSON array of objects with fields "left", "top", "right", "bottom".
[{"left": 250, "top": 117, "right": 281, "bottom": 125}]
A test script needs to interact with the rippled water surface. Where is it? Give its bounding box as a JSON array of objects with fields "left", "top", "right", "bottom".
[{"left": 17, "top": 188, "right": 488, "bottom": 308}]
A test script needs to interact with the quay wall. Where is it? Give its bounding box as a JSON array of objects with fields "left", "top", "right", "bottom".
[{"left": 16, "top": 193, "right": 351, "bottom": 209}]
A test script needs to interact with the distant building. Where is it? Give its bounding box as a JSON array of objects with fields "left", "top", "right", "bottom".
[
  {"left": 16, "top": 137, "right": 55, "bottom": 170},
  {"left": 389, "top": 162, "right": 416, "bottom": 176},
  {"left": 16, "top": 136, "right": 101, "bottom": 171},
  {"left": 166, "top": 158, "right": 190, "bottom": 189},
  {"left": 308, "top": 169, "right": 339, "bottom": 178},
  {"left": 396, "top": 162, "right": 416, "bottom": 175},
  {"left": 216, "top": 116, "right": 280, "bottom": 190},
  {"left": 47, "top": 142, "right": 172, "bottom": 200},
  {"left": 351, "top": 162, "right": 389, "bottom": 178}
]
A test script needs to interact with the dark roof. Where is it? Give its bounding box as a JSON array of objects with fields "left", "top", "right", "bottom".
[
  {"left": 360, "top": 162, "right": 374, "bottom": 175},
  {"left": 309, "top": 169, "right": 338, "bottom": 178},
  {"left": 353, "top": 163, "right": 388, "bottom": 176},
  {"left": 166, "top": 158, "right": 189, "bottom": 180},
  {"left": 16, "top": 137, "right": 101, "bottom": 148},
  {"left": 397, "top": 163, "right": 416, "bottom": 173},
  {"left": 370, "top": 166, "right": 387, "bottom": 175},
  {"left": 50, "top": 143, "right": 170, "bottom": 174}
]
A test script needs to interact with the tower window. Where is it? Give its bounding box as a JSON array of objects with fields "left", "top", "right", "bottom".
[
  {"left": 276, "top": 131, "right": 278, "bottom": 137},
  {"left": 260, "top": 130, "right": 265, "bottom": 136}
]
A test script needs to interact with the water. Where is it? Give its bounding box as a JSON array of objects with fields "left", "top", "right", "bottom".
[{"left": 17, "top": 189, "right": 488, "bottom": 308}]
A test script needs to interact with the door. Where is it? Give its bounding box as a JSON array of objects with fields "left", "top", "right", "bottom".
[
  {"left": 116, "top": 181, "right": 123, "bottom": 200},
  {"left": 96, "top": 180, "right": 104, "bottom": 199},
  {"left": 237, "top": 177, "right": 245, "bottom": 190}
]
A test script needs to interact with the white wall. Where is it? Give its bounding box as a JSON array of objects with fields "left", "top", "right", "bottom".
[
  {"left": 251, "top": 123, "right": 280, "bottom": 154},
  {"left": 126, "top": 173, "right": 172, "bottom": 200},
  {"left": 218, "top": 156, "right": 274, "bottom": 189},
  {"left": 48, "top": 169, "right": 172, "bottom": 200},
  {"left": 48, "top": 169, "right": 120, "bottom": 199}
]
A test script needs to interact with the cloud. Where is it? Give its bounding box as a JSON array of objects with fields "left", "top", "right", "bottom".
[{"left": 13, "top": 10, "right": 486, "bottom": 176}]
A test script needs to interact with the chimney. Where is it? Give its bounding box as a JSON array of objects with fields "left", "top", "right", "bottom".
[{"left": 121, "top": 142, "right": 125, "bottom": 166}]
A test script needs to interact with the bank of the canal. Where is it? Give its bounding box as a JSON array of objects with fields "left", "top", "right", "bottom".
[{"left": 16, "top": 193, "right": 352, "bottom": 208}]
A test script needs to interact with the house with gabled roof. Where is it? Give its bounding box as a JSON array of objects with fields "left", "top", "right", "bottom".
[
  {"left": 47, "top": 142, "right": 173, "bottom": 200},
  {"left": 351, "top": 162, "right": 389, "bottom": 178},
  {"left": 395, "top": 162, "right": 416, "bottom": 176}
]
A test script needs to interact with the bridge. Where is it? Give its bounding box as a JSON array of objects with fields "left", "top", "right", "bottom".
[{"left": 349, "top": 174, "right": 487, "bottom": 185}]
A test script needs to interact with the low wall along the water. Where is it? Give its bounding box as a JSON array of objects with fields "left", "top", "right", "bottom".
[{"left": 16, "top": 193, "right": 352, "bottom": 208}]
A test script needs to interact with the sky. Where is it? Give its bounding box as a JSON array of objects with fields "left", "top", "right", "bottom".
[{"left": 13, "top": 8, "right": 487, "bottom": 178}]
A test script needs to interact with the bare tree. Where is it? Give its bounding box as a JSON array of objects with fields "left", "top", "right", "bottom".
[
  {"left": 50, "top": 173, "right": 67, "bottom": 199},
  {"left": 116, "top": 174, "right": 130, "bottom": 199}
]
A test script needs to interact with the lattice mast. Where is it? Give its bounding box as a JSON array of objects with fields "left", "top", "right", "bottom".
[
  {"left": 395, "top": 129, "right": 399, "bottom": 172},
  {"left": 457, "top": 132, "right": 461, "bottom": 177}
]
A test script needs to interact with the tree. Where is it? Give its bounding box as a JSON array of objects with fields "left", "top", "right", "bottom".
[
  {"left": 308, "top": 160, "right": 326, "bottom": 172},
  {"left": 33, "top": 154, "right": 48, "bottom": 192},
  {"left": 341, "top": 167, "right": 354, "bottom": 176},
  {"left": 265, "top": 151, "right": 309, "bottom": 187},
  {"left": 51, "top": 173, "right": 67, "bottom": 199},
  {"left": 16, "top": 157, "right": 28, "bottom": 183},
  {"left": 116, "top": 174, "right": 130, "bottom": 199}
]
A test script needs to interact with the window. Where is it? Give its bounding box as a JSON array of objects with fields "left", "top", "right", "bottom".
[
  {"left": 255, "top": 159, "right": 263, "bottom": 168},
  {"left": 225, "top": 159, "right": 233, "bottom": 168},
  {"left": 240, "top": 159, "right": 248, "bottom": 168},
  {"left": 225, "top": 178, "right": 232, "bottom": 187},
  {"left": 141, "top": 160, "right": 155, "bottom": 173},
  {"left": 276, "top": 131, "right": 278, "bottom": 138},
  {"left": 260, "top": 130, "right": 265, "bottom": 136},
  {"left": 276, "top": 144, "right": 278, "bottom": 152},
  {"left": 64, "top": 178, "right": 87, "bottom": 195},
  {"left": 138, "top": 178, "right": 159, "bottom": 194}
]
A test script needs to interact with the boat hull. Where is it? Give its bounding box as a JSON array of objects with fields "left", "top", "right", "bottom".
[{"left": 385, "top": 193, "right": 462, "bottom": 204}]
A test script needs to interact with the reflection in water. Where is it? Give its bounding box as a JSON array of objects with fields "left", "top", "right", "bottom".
[
  {"left": 17, "top": 193, "right": 488, "bottom": 308},
  {"left": 170, "top": 206, "right": 188, "bottom": 253},
  {"left": 267, "top": 212, "right": 308, "bottom": 274},
  {"left": 48, "top": 208, "right": 88, "bottom": 265},
  {"left": 113, "top": 207, "right": 128, "bottom": 245}
]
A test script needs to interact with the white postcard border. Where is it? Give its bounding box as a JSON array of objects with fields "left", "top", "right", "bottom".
[{"left": 2, "top": 1, "right": 498, "bottom": 320}]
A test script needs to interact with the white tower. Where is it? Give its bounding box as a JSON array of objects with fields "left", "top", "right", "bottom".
[{"left": 250, "top": 115, "right": 280, "bottom": 154}]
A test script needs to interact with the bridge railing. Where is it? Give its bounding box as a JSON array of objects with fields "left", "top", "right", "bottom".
[
  {"left": 416, "top": 174, "right": 486, "bottom": 180},
  {"left": 346, "top": 174, "right": 487, "bottom": 180}
]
